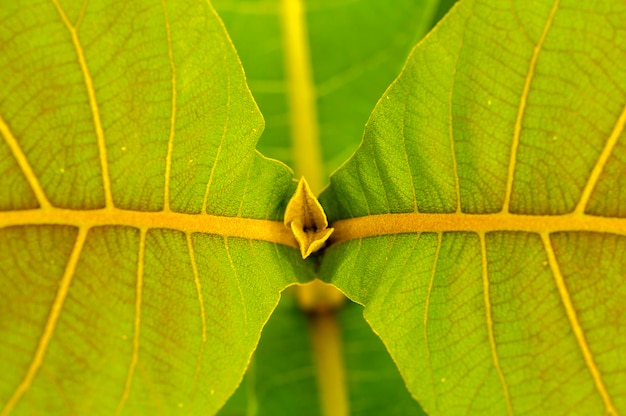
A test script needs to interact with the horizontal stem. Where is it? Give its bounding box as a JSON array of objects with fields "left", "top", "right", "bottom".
[
  {"left": 0, "top": 208, "right": 297, "bottom": 248},
  {"left": 330, "top": 212, "right": 626, "bottom": 245}
]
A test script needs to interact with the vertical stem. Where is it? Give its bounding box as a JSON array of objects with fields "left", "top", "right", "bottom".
[
  {"left": 309, "top": 312, "right": 350, "bottom": 416},
  {"left": 280, "top": 0, "right": 323, "bottom": 192},
  {"left": 280, "top": 1, "right": 348, "bottom": 415}
]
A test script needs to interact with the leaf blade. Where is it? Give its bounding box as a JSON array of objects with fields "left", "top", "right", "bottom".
[
  {"left": 319, "top": 0, "right": 626, "bottom": 414},
  {"left": 0, "top": 1, "right": 313, "bottom": 414}
]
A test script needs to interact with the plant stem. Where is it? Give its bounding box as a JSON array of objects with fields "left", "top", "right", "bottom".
[
  {"left": 309, "top": 311, "right": 350, "bottom": 416},
  {"left": 280, "top": 0, "right": 323, "bottom": 193},
  {"left": 280, "top": 0, "right": 348, "bottom": 414}
]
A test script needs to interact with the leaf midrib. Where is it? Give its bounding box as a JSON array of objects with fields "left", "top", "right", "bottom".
[
  {"left": 329, "top": 212, "right": 626, "bottom": 245},
  {"left": 0, "top": 208, "right": 297, "bottom": 247}
]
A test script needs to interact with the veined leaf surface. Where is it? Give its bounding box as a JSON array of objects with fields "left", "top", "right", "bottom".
[
  {"left": 0, "top": 1, "right": 313, "bottom": 414},
  {"left": 213, "top": 0, "right": 451, "bottom": 413},
  {"left": 220, "top": 293, "right": 426, "bottom": 416},
  {"left": 320, "top": 0, "right": 626, "bottom": 414},
  {"left": 212, "top": 0, "right": 443, "bottom": 183}
]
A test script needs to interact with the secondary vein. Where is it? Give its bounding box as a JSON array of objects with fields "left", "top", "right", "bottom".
[
  {"left": 502, "top": 0, "right": 559, "bottom": 213},
  {"left": 541, "top": 233, "right": 617, "bottom": 415},
  {"left": 116, "top": 228, "right": 146, "bottom": 415},
  {"left": 1, "top": 227, "right": 88, "bottom": 416},
  {"left": 51, "top": 0, "right": 113, "bottom": 208},
  {"left": 574, "top": 102, "right": 626, "bottom": 214},
  {"left": 480, "top": 233, "right": 513, "bottom": 415},
  {"left": 161, "top": 0, "right": 177, "bottom": 212},
  {"left": 0, "top": 115, "right": 51, "bottom": 209}
]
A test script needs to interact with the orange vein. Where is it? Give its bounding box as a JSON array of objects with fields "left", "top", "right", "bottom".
[
  {"left": 575, "top": 103, "right": 626, "bottom": 214},
  {"left": 329, "top": 212, "right": 626, "bottom": 246},
  {"left": 161, "top": 0, "right": 177, "bottom": 212},
  {"left": 540, "top": 233, "right": 617, "bottom": 415},
  {"left": 480, "top": 233, "right": 513, "bottom": 415},
  {"left": 423, "top": 232, "right": 441, "bottom": 413},
  {"left": 502, "top": 0, "right": 559, "bottom": 213},
  {"left": 0, "top": 208, "right": 298, "bottom": 248},
  {"left": 0, "top": 115, "right": 51, "bottom": 209},
  {"left": 1, "top": 227, "right": 88, "bottom": 416},
  {"left": 280, "top": 0, "right": 323, "bottom": 192},
  {"left": 51, "top": 0, "right": 113, "bottom": 208},
  {"left": 116, "top": 228, "right": 146, "bottom": 415}
]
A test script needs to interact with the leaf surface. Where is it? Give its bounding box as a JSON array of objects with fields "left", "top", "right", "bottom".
[
  {"left": 320, "top": 0, "right": 626, "bottom": 414},
  {"left": 212, "top": 0, "right": 443, "bottom": 181},
  {"left": 212, "top": 0, "right": 455, "bottom": 412},
  {"left": 0, "top": 1, "right": 313, "bottom": 414},
  {"left": 219, "top": 297, "right": 426, "bottom": 416}
]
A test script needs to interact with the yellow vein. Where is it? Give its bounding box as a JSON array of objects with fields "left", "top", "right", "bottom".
[
  {"left": 51, "top": 0, "right": 113, "bottom": 208},
  {"left": 116, "top": 228, "right": 146, "bottom": 416},
  {"left": 161, "top": 0, "right": 177, "bottom": 212},
  {"left": 0, "top": 115, "right": 51, "bottom": 209},
  {"left": 186, "top": 234, "right": 207, "bottom": 343},
  {"left": 1, "top": 227, "right": 88, "bottom": 416},
  {"left": 330, "top": 212, "right": 626, "bottom": 245},
  {"left": 540, "top": 233, "right": 617, "bottom": 415},
  {"left": 224, "top": 237, "right": 248, "bottom": 330},
  {"left": 401, "top": 102, "right": 418, "bottom": 212},
  {"left": 280, "top": 0, "right": 324, "bottom": 193},
  {"left": 502, "top": 0, "right": 559, "bottom": 213},
  {"left": 480, "top": 233, "right": 514, "bottom": 415},
  {"left": 423, "top": 232, "right": 441, "bottom": 414},
  {"left": 201, "top": 65, "right": 229, "bottom": 214},
  {"left": 0, "top": 208, "right": 298, "bottom": 248},
  {"left": 185, "top": 232, "right": 206, "bottom": 413},
  {"left": 449, "top": 34, "right": 465, "bottom": 213},
  {"left": 574, "top": 103, "right": 626, "bottom": 214},
  {"left": 74, "top": 0, "right": 88, "bottom": 29}
]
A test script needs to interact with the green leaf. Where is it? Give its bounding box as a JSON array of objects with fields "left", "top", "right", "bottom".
[
  {"left": 212, "top": 0, "right": 454, "bottom": 413},
  {"left": 219, "top": 295, "right": 426, "bottom": 416},
  {"left": 212, "top": 0, "right": 443, "bottom": 183},
  {"left": 320, "top": 0, "right": 626, "bottom": 414},
  {"left": 0, "top": 1, "right": 313, "bottom": 414}
]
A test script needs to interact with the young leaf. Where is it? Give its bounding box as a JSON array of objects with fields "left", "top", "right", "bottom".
[
  {"left": 284, "top": 177, "right": 334, "bottom": 259},
  {"left": 320, "top": 0, "right": 626, "bottom": 415},
  {"left": 0, "top": 1, "right": 313, "bottom": 415}
]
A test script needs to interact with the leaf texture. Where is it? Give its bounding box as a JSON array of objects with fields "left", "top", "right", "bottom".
[
  {"left": 219, "top": 297, "right": 427, "bottom": 416},
  {"left": 0, "top": 1, "right": 313, "bottom": 414},
  {"left": 212, "top": 0, "right": 454, "bottom": 413},
  {"left": 212, "top": 0, "right": 443, "bottom": 179},
  {"left": 319, "top": 0, "right": 626, "bottom": 414}
]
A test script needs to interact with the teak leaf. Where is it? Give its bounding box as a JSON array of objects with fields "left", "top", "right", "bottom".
[
  {"left": 284, "top": 177, "right": 334, "bottom": 258},
  {"left": 3, "top": 0, "right": 626, "bottom": 415},
  {"left": 0, "top": 1, "right": 312, "bottom": 415},
  {"left": 320, "top": 0, "right": 626, "bottom": 415},
  {"left": 212, "top": 0, "right": 444, "bottom": 179}
]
